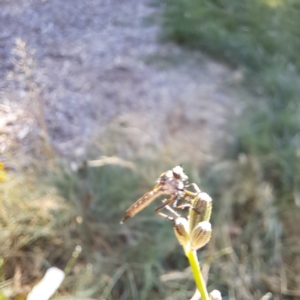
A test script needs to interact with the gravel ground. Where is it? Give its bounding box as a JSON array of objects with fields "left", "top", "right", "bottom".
[{"left": 0, "top": 0, "right": 241, "bottom": 163}]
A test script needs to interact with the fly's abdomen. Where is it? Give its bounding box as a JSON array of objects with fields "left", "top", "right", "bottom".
[{"left": 120, "top": 185, "right": 164, "bottom": 223}]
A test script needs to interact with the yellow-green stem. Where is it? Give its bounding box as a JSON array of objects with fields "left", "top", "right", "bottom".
[{"left": 185, "top": 249, "right": 209, "bottom": 300}]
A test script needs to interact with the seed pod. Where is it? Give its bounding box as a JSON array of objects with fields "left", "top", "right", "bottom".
[
  {"left": 173, "top": 217, "right": 190, "bottom": 246},
  {"left": 189, "top": 192, "right": 212, "bottom": 231},
  {"left": 190, "top": 221, "right": 212, "bottom": 251}
]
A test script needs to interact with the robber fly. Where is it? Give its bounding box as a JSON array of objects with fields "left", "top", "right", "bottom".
[{"left": 120, "top": 166, "right": 201, "bottom": 224}]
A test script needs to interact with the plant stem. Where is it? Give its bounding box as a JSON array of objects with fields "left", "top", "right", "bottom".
[
  {"left": 64, "top": 245, "right": 82, "bottom": 276},
  {"left": 185, "top": 248, "right": 209, "bottom": 300}
]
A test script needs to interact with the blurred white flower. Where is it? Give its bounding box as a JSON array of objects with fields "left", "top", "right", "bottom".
[{"left": 27, "top": 267, "right": 65, "bottom": 300}]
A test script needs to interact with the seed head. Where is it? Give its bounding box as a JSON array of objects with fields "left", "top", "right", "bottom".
[
  {"left": 189, "top": 192, "right": 212, "bottom": 231},
  {"left": 173, "top": 217, "right": 190, "bottom": 246},
  {"left": 190, "top": 221, "right": 212, "bottom": 251}
]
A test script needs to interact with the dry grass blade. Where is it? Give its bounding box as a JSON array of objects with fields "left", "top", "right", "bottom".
[{"left": 87, "top": 156, "right": 136, "bottom": 171}]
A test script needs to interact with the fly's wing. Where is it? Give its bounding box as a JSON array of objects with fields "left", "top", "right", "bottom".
[{"left": 120, "top": 183, "right": 164, "bottom": 224}]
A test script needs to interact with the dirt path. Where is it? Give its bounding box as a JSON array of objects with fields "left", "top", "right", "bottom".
[{"left": 0, "top": 0, "right": 241, "bottom": 164}]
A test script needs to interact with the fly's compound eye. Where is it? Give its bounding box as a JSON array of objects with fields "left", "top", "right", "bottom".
[{"left": 172, "top": 166, "right": 188, "bottom": 181}]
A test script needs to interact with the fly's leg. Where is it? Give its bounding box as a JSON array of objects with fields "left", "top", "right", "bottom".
[
  {"left": 155, "top": 183, "right": 202, "bottom": 220},
  {"left": 155, "top": 197, "right": 176, "bottom": 221},
  {"left": 182, "top": 183, "right": 202, "bottom": 204},
  {"left": 185, "top": 183, "right": 201, "bottom": 194},
  {"left": 164, "top": 204, "right": 185, "bottom": 226},
  {"left": 172, "top": 194, "right": 181, "bottom": 208},
  {"left": 174, "top": 203, "right": 193, "bottom": 210},
  {"left": 157, "top": 199, "right": 185, "bottom": 224},
  {"left": 183, "top": 183, "right": 211, "bottom": 216},
  {"left": 170, "top": 190, "right": 194, "bottom": 211},
  {"left": 164, "top": 204, "right": 181, "bottom": 218},
  {"left": 173, "top": 183, "right": 202, "bottom": 210}
]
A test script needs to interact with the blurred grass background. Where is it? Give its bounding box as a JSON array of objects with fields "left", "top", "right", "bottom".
[
  {"left": 1, "top": 0, "right": 300, "bottom": 299},
  {"left": 162, "top": 0, "right": 300, "bottom": 298}
]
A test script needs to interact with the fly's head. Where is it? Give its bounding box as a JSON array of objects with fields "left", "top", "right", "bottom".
[
  {"left": 156, "top": 166, "right": 188, "bottom": 196},
  {"left": 172, "top": 166, "right": 188, "bottom": 182},
  {"left": 157, "top": 166, "right": 188, "bottom": 183}
]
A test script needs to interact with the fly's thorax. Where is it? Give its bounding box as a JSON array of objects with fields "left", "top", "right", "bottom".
[
  {"left": 155, "top": 166, "right": 187, "bottom": 196},
  {"left": 161, "top": 178, "right": 184, "bottom": 195},
  {"left": 157, "top": 170, "right": 173, "bottom": 182},
  {"left": 176, "top": 180, "right": 184, "bottom": 191}
]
